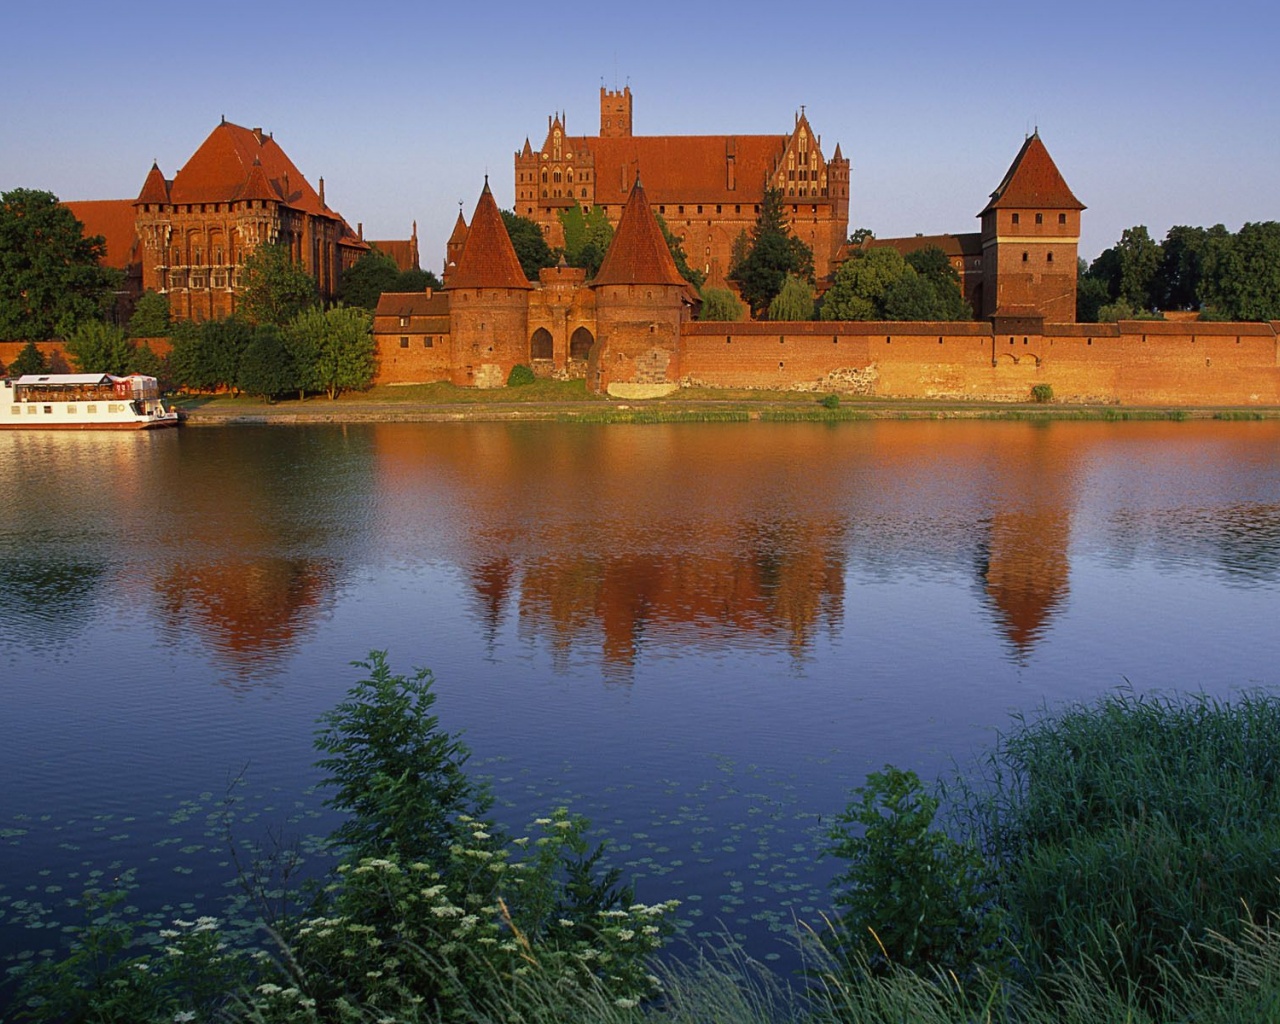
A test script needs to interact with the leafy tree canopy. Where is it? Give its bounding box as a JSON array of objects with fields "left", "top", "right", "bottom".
[
  {"left": 127, "top": 290, "right": 171, "bottom": 338},
  {"left": 338, "top": 249, "right": 401, "bottom": 310},
  {"left": 8, "top": 340, "right": 49, "bottom": 376},
  {"left": 767, "top": 274, "right": 816, "bottom": 321},
  {"left": 654, "top": 213, "right": 706, "bottom": 290},
  {"left": 237, "top": 243, "right": 319, "bottom": 327},
  {"left": 64, "top": 321, "right": 135, "bottom": 375},
  {"left": 0, "top": 189, "right": 118, "bottom": 341},
  {"left": 820, "top": 247, "right": 907, "bottom": 321},
  {"left": 168, "top": 317, "right": 253, "bottom": 393},
  {"left": 288, "top": 305, "right": 375, "bottom": 400},
  {"left": 394, "top": 266, "right": 442, "bottom": 292},
  {"left": 1199, "top": 221, "right": 1280, "bottom": 321},
  {"left": 729, "top": 189, "right": 814, "bottom": 317},
  {"left": 558, "top": 206, "right": 615, "bottom": 277},
  {"left": 698, "top": 287, "right": 746, "bottom": 322},
  {"left": 822, "top": 246, "right": 971, "bottom": 322},
  {"left": 238, "top": 324, "right": 299, "bottom": 402},
  {"left": 501, "top": 210, "right": 556, "bottom": 282}
]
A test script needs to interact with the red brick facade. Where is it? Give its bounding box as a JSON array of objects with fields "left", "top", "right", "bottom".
[{"left": 514, "top": 88, "right": 850, "bottom": 285}]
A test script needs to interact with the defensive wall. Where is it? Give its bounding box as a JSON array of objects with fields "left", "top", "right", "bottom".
[{"left": 675, "top": 319, "right": 1280, "bottom": 405}]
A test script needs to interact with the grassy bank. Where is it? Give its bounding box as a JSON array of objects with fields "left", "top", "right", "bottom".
[{"left": 173, "top": 380, "right": 1280, "bottom": 424}]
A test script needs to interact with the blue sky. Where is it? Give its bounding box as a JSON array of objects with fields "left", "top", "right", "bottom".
[{"left": 3, "top": 0, "right": 1275, "bottom": 267}]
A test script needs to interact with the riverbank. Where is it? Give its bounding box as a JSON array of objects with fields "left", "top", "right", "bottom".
[{"left": 173, "top": 381, "right": 1280, "bottom": 424}]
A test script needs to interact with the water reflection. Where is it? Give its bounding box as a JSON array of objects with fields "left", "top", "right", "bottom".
[{"left": 3, "top": 421, "right": 1278, "bottom": 676}]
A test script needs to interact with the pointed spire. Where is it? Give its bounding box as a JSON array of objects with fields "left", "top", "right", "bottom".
[
  {"left": 593, "top": 176, "right": 689, "bottom": 290},
  {"left": 234, "top": 157, "right": 278, "bottom": 204},
  {"left": 449, "top": 181, "right": 531, "bottom": 290},
  {"left": 135, "top": 161, "right": 170, "bottom": 205},
  {"left": 980, "top": 134, "right": 1084, "bottom": 214}
]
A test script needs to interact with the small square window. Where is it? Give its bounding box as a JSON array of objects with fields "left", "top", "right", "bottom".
[
  {"left": 1058, "top": 213, "right": 1067, "bottom": 225},
  {"left": 1012, "top": 213, "right": 1020, "bottom": 225},
  {"left": 399, "top": 336, "right": 409, "bottom": 348},
  {"left": 1035, "top": 213, "right": 1043, "bottom": 225}
]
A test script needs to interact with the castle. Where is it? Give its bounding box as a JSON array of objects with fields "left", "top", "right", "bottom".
[
  {"left": 513, "top": 87, "right": 850, "bottom": 284},
  {"left": 66, "top": 120, "right": 418, "bottom": 323}
]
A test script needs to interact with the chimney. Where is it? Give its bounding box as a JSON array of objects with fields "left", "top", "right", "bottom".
[
  {"left": 357, "top": 222, "right": 363, "bottom": 240},
  {"left": 253, "top": 127, "right": 265, "bottom": 145},
  {"left": 319, "top": 177, "right": 326, "bottom": 207}
]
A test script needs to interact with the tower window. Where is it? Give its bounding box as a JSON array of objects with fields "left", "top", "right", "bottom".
[
  {"left": 1047, "top": 252, "right": 1054, "bottom": 263},
  {"left": 1035, "top": 213, "right": 1043, "bottom": 224},
  {"left": 1012, "top": 213, "right": 1020, "bottom": 225},
  {"left": 1022, "top": 252, "right": 1029, "bottom": 262},
  {"left": 1059, "top": 213, "right": 1067, "bottom": 225}
]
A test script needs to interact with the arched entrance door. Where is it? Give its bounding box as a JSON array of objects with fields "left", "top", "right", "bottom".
[
  {"left": 530, "top": 327, "right": 553, "bottom": 361},
  {"left": 569, "top": 327, "right": 594, "bottom": 361}
]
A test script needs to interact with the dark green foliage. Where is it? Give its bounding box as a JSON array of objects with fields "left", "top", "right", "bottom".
[
  {"left": 0, "top": 189, "right": 118, "bottom": 341},
  {"left": 314, "top": 651, "right": 490, "bottom": 865},
  {"left": 502, "top": 209, "right": 556, "bottom": 282},
  {"left": 237, "top": 325, "right": 299, "bottom": 401},
  {"left": 237, "top": 244, "right": 319, "bottom": 327},
  {"left": 826, "top": 766, "right": 1004, "bottom": 982},
  {"left": 64, "top": 321, "right": 134, "bottom": 374},
  {"left": 654, "top": 212, "right": 706, "bottom": 290},
  {"left": 337, "top": 248, "right": 401, "bottom": 309},
  {"left": 9, "top": 340, "right": 48, "bottom": 376},
  {"left": 1200, "top": 221, "right": 1280, "bottom": 320},
  {"left": 821, "top": 247, "right": 906, "bottom": 320},
  {"left": 126, "top": 290, "right": 171, "bottom": 338},
  {"left": 294, "top": 305, "right": 376, "bottom": 399},
  {"left": 394, "top": 266, "right": 442, "bottom": 292},
  {"left": 1075, "top": 262, "right": 1111, "bottom": 322},
  {"left": 1031, "top": 383, "right": 1054, "bottom": 403},
  {"left": 558, "top": 205, "right": 615, "bottom": 277},
  {"left": 167, "top": 317, "right": 252, "bottom": 393},
  {"left": 507, "top": 363, "right": 536, "bottom": 386},
  {"left": 820, "top": 393, "right": 841, "bottom": 409},
  {"left": 823, "top": 246, "right": 971, "bottom": 321},
  {"left": 974, "top": 691, "right": 1280, "bottom": 1001},
  {"left": 730, "top": 188, "right": 814, "bottom": 317}
]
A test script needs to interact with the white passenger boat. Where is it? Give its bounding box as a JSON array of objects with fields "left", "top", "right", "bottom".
[{"left": 1, "top": 373, "right": 180, "bottom": 429}]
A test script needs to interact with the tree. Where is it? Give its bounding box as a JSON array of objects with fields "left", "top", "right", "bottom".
[
  {"left": 847, "top": 227, "right": 875, "bottom": 246},
  {"left": 1152, "top": 225, "right": 1215, "bottom": 311},
  {"left": 289, "top": 305, "right": 375, "bottom": 399},
  {"left": 904, "top": 246, "right": 972, "bottom": 320},
  {"left": 654, "top": 213, "right": 706, "bottom": 290},
  {"left": 1076, "top": 258, "right": 1111, "bottom": 323},
  {"left": 127, "top": 290, "right": 171, "bottom": 338},
  {"left": 237, "top": 244, "right": 319, "bottom": 327},
  {"left": 501, "top": 210, "right": 556, "bottom": 282},
  {"left": 127, "top": 341, "right": 166, "bottom": 383},
  {"left": 820, "top": 247, "right": 906, "bottom": 320},
  {"left": 729, "top": 189, "right": 814, "bottom": 317},
  {"left": 314, "top": 651, "right": 491, "bottom": 865},
  {"left": 1200, "top": 222, "right": 1280, "bottom": 321},
  {"left": 0, "top": 188, "right": 118, "bottom": 341},
  {"left": 767, "top": 274, "right": 815, "bottom": 320},
  {"left": 8, "top": 340, "right": 48, "bottom": 376},
  {"left": 338, "top": 249, "right": 401, "bottom": 310},
  {"left": 1089, "top": 226, "right": 1161, "bottom": 311},
  {"left": 559, "top": 206, "right": 615, "bottom": 277},
  {"left": 698, "top": 287, "right": 746, "bottom": 321},
  {"left": 237, "top": 325, "right": 299, "bottom": 401},
  {"left": 167, "top": 317, "right": 251, "bottom": 393},
  {"left": 64, "top": 321, "right": 135, "bottom": 375},
  {"left": 393, "top": 266, "right": 442, "bottom": 292}
]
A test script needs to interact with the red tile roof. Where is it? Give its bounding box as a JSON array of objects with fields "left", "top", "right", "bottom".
[
  {"left": 572, "top": 134, "right": 792, "bottom": 205},
  {"left": 375, "top": 290, "right": 449, "bottom": 318},
  {"left": 449, "top": 180, "right": 531, "bottom": 290},
  {"left": 168, "top": 120, "right": 336, "bottom": 219},
  {"left": 134, "top": 162, "right": 170, "bottom": 205},
  {"left": 64, "top": 199, "right": 140, "bottom": 270},
  {"left": 369, "top": 238, "right": 419, "bottom": 272},
  {"left": 447, "top": 210, "right": 469, "bottom": 246},
  {"left": 863, "top": 233, "right": 983, "bottom": 259},
  {"left": 981, "top": 133, "right": 1084, "bottom": 214},
  {"left": 593, "top": 177, "right": 696, "bottom": 295}
]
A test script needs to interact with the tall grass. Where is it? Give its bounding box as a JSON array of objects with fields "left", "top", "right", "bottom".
[{"left": 966, "top": 691, "right": 1280, "bottom": 998}]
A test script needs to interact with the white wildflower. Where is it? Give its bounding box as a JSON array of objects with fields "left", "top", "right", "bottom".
[
  {"left": 533, "top": 817, "right": 552, "bottom": 826},
  {"left": 617, "top": 929, "right": 635, "bottom": 941},
  {"left": 194, "top": 916, "right": 218, "bottom": 932},
  {"left": 615, "top": 997, "right": 639, "bottom": 1009},
  {"left": 256, "top": 983, "right": 283, "bottom": 996},
  {"left": 173, "top": 1012, "right": 197, "bottom": 1023},
  {"left": 558, "top": 918, "right": 574, "bottom": 928}
]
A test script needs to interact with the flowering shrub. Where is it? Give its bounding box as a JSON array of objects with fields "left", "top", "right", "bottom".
[{"left": 258, "top": 812, "right": 676, "bottom": 1021}]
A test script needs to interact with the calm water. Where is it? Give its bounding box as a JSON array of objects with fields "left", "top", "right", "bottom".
[{"left": 2, "top": 420, "right": 1279, "bottom": 975}]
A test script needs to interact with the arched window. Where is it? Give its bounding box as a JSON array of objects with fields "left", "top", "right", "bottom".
[
  {"left": 569, "top": 326, "right": 594, "bottom": 361},
  {"left": 530, "top": 327, "right": 553, "bottom": 361}
]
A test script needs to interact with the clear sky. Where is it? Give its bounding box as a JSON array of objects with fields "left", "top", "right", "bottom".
[{"left": 3, "top": 0, "right": 1275, "bottom": 268}]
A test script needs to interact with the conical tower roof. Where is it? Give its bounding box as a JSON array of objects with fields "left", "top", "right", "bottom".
[
  {"left": 449, "top": 179, "right": 531, "bottom": 290},
  {"left": 134, "top": 161, "right": 170, "bottom": 205},
  {"left": 447, "top": 209, "right": 469, "bottom": 247},
  {"left": 593, "top": 176, "right": 691, "bottom": 290},
  {"left": 233, "top": 157, "right": 278, "bottom": 203},
  {"left": 980, "top": 133, "right": 1084, "bottom": 214}
]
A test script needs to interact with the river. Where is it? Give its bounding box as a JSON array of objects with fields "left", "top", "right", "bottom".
[{"left": 2, "top": 419, "right": 1278, "bottom": 977}]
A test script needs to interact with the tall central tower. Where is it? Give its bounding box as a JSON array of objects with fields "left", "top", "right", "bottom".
[{"left": 600, "top": 85, "right": 632, "bottom": 137}]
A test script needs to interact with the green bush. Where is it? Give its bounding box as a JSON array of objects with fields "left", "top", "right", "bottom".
[
  {"left": 508, "top": 364, "right": 537, "bottom": 386},
  {"left": 820, "top": 393, "right": 841, "bottom": 409},
  {"left": 825, "top": 767, "right": 1005, "bottom": 983},
  {"left": 1030, "top": 383, "right": 1054, "bottom": 403}
]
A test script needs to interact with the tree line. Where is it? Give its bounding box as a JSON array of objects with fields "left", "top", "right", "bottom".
[{"left": 1078, "top": 221, "right": 1280, "bottom": 322}]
